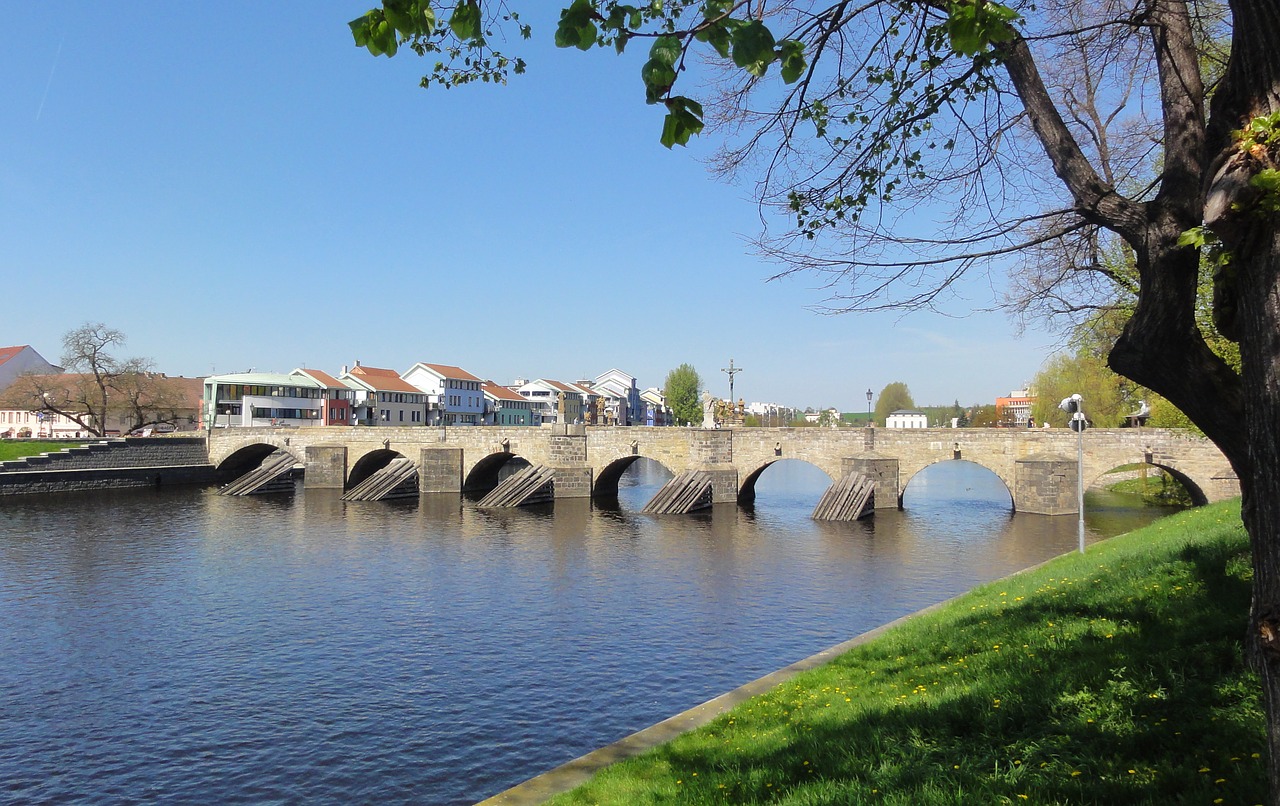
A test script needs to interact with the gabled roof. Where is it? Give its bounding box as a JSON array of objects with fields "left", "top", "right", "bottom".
[
  {"left": 483, "top": 382, "right": 527, "bottom": 402},
  {"left": 345, "top": 365, "right": 423, "bottom": 393},
  {"left": 0, "top": 346, "right": 30, "bottom": 367},
  {"left": 410, "top": 362, "right": 482, "bottom": 382},
  {"left": 293, "top": 368, "right": 346, "bottom": 389}
]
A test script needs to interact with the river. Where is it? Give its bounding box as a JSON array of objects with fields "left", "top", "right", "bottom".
[{"left": 0, "top": 459, "right": 1179, "bottom": 804}]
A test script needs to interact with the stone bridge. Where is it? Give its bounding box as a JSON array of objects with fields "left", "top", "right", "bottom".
[{"left": 206, "top": 424, "right": 1239, "bottom": 515}]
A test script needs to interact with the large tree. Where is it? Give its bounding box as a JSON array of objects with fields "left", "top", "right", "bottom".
[
  {"left": 663, "top": 362, "right": 703, "bottom": 426},
  {"left": 873, "top": 381, "right": 915, "bottom": 425},
  {"left": 0, "top": 323, "right": 173, "bottom": 436},
  {"left": 353, "top": 0, "right": 1280, "bottom": 795}
]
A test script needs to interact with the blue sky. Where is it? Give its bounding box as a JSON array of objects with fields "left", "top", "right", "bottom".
[{"left": 3, "top": 3, "right": 1058, "bottom": 410}]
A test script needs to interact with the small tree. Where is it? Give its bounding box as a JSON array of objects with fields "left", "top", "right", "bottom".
[{"left": 663, "top": 363, "right": 702, "bottom": 426}]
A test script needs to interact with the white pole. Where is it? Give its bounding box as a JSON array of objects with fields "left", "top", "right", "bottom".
[{"left": 1076, "top": 411, "right": 1086, "bottom": 553}]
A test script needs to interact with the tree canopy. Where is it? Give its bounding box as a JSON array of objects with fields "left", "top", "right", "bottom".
[
  {"left": 873, "top": 381, "right": 915, "bottom": 424},
  {"left": 663, "top": 362, "right": 702, "bottom": 426}
]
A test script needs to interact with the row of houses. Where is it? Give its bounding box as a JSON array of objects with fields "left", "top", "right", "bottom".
[{"left": 204, "top": 362, "right": 676, "bottom": 430}]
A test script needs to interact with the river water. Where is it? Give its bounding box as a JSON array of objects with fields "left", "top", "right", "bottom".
[{"left": 0, "top": 459, "right": 1178, "bottom": 804}]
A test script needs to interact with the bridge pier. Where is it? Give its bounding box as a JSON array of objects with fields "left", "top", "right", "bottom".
[
  {"left": 305, "top": 445, "right": 347, "bottom": 490},
  {"left": 842, "top": 455, "right": 901, "bottom": 509},
  {"left": 1014, "top": 454, "right": 1078, "bottom": 515},
  {"left": 421, "top": 448, "right": 462, "bottom": 494}
]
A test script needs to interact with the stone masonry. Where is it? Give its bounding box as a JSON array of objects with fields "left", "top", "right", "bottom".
[{"left": 208, "top": 425, "right": 1239, "bottom": 515}]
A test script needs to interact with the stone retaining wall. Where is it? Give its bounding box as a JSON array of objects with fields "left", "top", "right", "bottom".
[{"left": 0, "top": 437, "right": 216, "bottom": 496}]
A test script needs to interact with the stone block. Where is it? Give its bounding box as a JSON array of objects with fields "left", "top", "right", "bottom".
[{"left": 304, "top": 445, "right": 347, "bottom": 489}]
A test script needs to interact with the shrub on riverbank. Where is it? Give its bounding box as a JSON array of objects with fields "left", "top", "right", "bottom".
[{"left": 551, "top": 500, "right": 1263, "bottom": 805}]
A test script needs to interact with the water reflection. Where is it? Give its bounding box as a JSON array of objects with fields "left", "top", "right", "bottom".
[{"left": 0, "top": 459, "right": 1180, "bottom": 805}]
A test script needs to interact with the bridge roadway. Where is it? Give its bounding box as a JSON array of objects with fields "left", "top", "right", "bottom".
[{"left": 207, "top": 423, "right": 1239, "bottom": 515}]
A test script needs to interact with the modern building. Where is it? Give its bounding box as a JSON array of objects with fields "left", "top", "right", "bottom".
[
  {"left": 886, "top": 409, "right": 929, "bottom": 428},
  {"left": 341, "top": 363, "right": 429, "bottom": 426},
  {"left": 996, "top": 388, "right": 1035, "bottom": 427},
  {"left": 203, "top": 372, "right": 332, "bottom": 429},
  {"left": 483, "top": 382, "right": 537, "bottom": 426},
  {"left": 0, "top": 345, "right": 60, "bottom": 393},
  {"left": 403, "top": 362, "right": 485, "bottom": 426}
]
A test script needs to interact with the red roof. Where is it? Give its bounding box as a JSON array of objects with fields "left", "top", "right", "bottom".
[
  {"left": 482, "top": 382, "right": 526, "bottom": 402},
  {"left": 297, "top": 368, "right": 345, "bottom": 388},
  {"left": 0, "top": 345, "right": 29, "bottom": 367},
  {"left": 418, "top": 363, "right": 482, "bottom": 382},
  {"left": 347, "top": 365, "right": 422, "bottom": 393}
]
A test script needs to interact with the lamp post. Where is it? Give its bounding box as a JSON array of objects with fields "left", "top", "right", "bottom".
[
  {"left": 866, "top": 388, "right": 873, "bottom": 427},
  {"left": 438, "top": 384, "right": 448, "bottom": 440}
]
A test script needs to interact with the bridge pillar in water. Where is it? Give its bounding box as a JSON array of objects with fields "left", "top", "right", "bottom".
[
  {"left": 843, "top": 455, "right": 900, "bottom": 509},
  {"left": 421, "top": 448, "right": 462, "bottom": 494},
  {"left": 1015, "top": 454, "right": 1077, "bottom": 515},
  {"left": 547, "top": 425, "right": 592, "bottom": 498},
  {"left": 305, "top": 445, "right": 347, "bottom": 489}
]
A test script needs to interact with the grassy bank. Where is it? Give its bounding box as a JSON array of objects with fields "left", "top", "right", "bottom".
[
  {"left": 551, "top": 501, "right": 1264, "bottom": 805},
  {"left": 0, "top": 440, "right": 82, "bottom": 462}
]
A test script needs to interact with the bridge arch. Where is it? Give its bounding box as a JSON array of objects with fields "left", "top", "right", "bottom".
[
  {"left": 1087, "top": 460, "right": 1210, "bottom": 507},
  {"left": 737, "top": 458, "right": 834, "bottom": 505},
  {"left": 347, "top": 448, "right": 412, "bottom": 490},
  {"left": 214, "top": 441, "right": 302, "bottom": 481},
  {"left": 464, "top": 451, "right": 534, "bottom": 494},
  {"left": 901, "top": 459, "right": 1013, "bottom": 511},
  {"left": 592, "top": 454, "right": 676, "bottom": 499}
]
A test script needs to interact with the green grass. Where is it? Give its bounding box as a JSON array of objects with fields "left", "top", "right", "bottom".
[
  {"left": 0, "top": 440, "right": 84, "bottom": 462},
  {"left": 551, "top": 500, "right": 1264, "bottom": 805}
]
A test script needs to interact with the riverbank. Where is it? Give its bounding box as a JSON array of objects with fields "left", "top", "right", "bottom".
[{"left": 532, "top": 500, "right": 1263, "bottom": 804}]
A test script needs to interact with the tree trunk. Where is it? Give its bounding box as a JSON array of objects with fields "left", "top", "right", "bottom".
[{"left": 1205, "top": 1, "right": 1280, "bottom": 798}]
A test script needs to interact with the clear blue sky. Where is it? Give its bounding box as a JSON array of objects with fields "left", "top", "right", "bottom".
[{"left": 3, "top": 3, "right": 1058, "bottom": 410}]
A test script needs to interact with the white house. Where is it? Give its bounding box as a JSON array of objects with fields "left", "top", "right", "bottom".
[
  {"left": 403, "top": 362, "right": 484, "bottom": 426},
  {"left": 592, "top": 368, "right": 642, "bottom": 425},
  {"left": 513, "top": 379, "right": 590, "bottom": 424},
  {"left": 886, "top": 409, "right": 929, "bottom": 428}
]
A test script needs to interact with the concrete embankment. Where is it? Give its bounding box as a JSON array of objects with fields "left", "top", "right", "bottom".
[{"left": 0, "top": 437, "right": 218, "bottom": 495}]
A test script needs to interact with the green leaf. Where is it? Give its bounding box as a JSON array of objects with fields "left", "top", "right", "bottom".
[
  {"left": 449, "top": 0, "right": 480, "bottom": 41},
  {"left": 731, "top": 20, "right": 776, "bottom": 77},
  {"left": 555, "top": 0, "right": 598, "bottom": 50},
  {"left": 649, "top": 35, "right": 682, "bottom": 67},
  {"left": 660, "top": 96, "right": 705, "bottom": 148},
  {"left": 641, "top": 58, "right": 677, "bottom": 103},
  {"left": 778, "top": 40, "right": 805, "bottom": 84}
]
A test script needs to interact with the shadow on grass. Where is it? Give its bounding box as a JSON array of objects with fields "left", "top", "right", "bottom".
[{"left": 554, "top": 505, "right": 1264, "bottom": 805}]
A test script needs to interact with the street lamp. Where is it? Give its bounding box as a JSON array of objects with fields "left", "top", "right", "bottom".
[
  {"left": 438, "top": 384, "right": 448, "bottom": 440},
  {"left": 866, "top": 388, "right": 873, "bottom": 427},
  {"left": 1059, "top": 393, "right": 1087, "bottom": 553}
]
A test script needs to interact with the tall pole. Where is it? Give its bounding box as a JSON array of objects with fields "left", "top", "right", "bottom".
[{"left": 1077, "top": 417, "right": 1085, "bottom": 553}]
